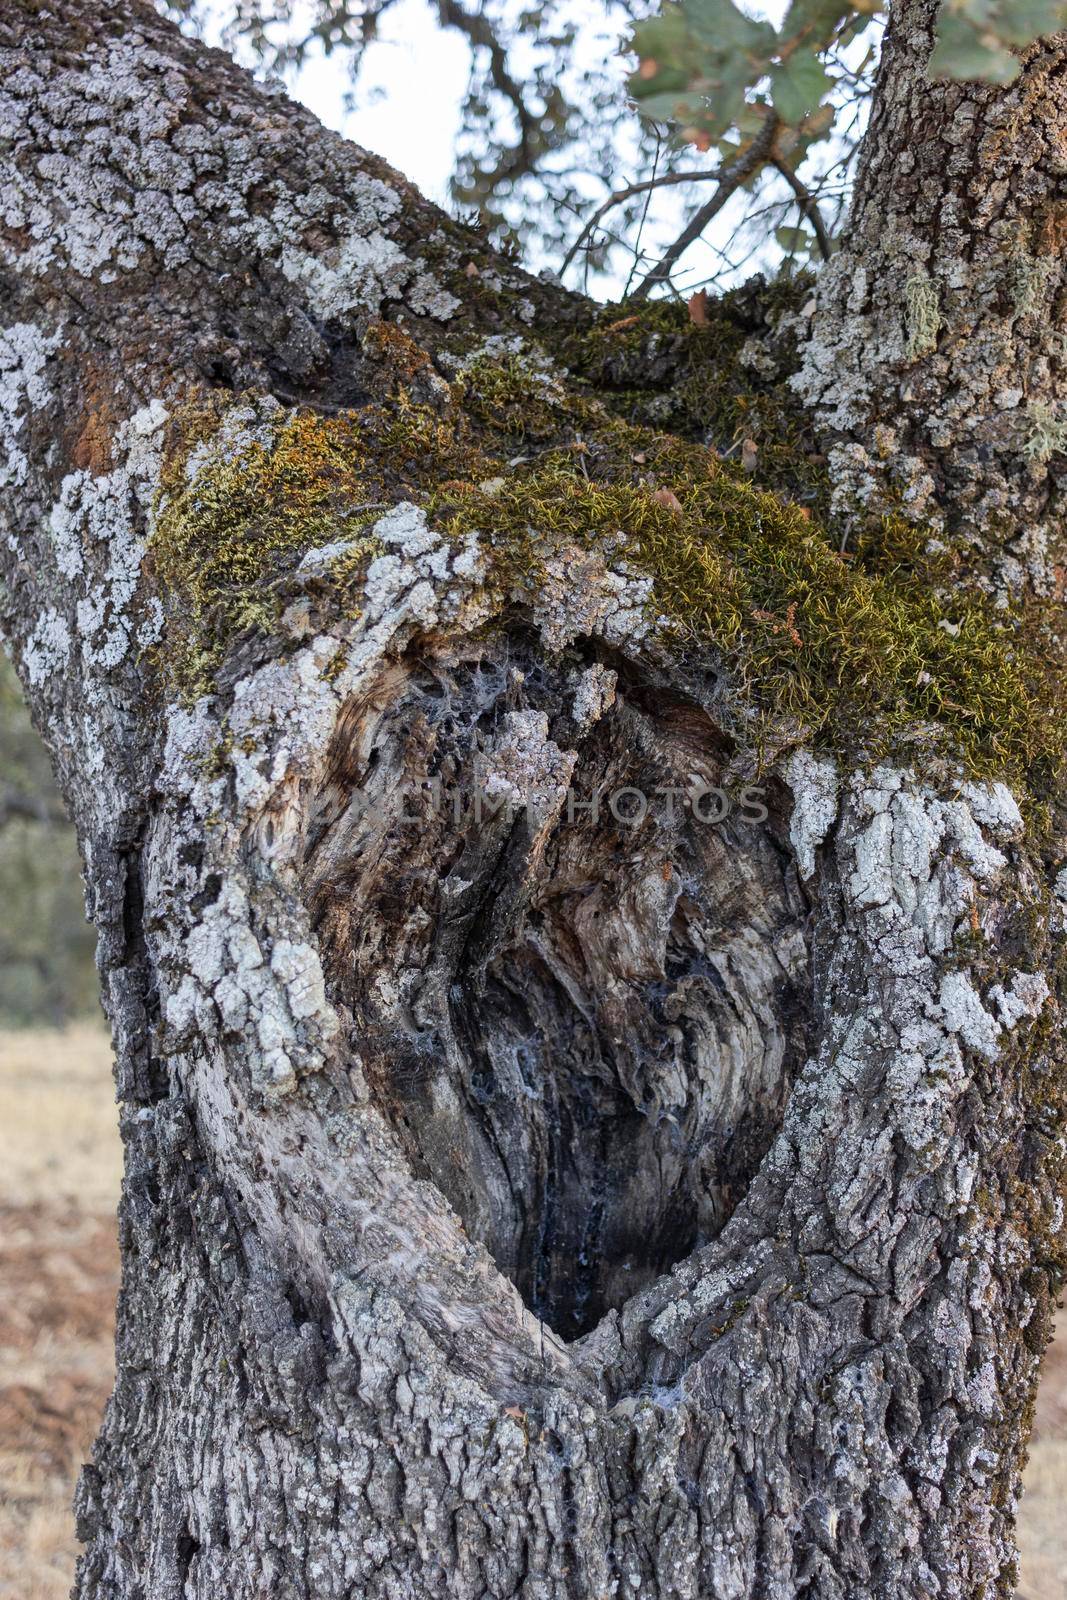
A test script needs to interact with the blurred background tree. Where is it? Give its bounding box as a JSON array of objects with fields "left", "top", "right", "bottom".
[
  {"left": 164, "top": 1, "right": 1066, "bottom": 299},
  {"left": 0, "top": 656, "right": 97, "bottom": 1026},
  {"left": 168, "top": 0, "right": 875, "bottom": 293}
]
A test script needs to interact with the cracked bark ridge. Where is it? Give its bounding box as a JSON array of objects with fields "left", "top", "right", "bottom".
[
  {"left": 89, "top": 606, "right": 1067, "bottom": 1598},
  {"left": 0, "top": 2, "right": 1065, "bottom": 1598},
  {"left": 795, "top": 0, "right": 1067, "bottom": 595}
]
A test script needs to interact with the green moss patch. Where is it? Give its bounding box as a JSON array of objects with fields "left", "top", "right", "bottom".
[
  {"left": 432, "top": 447, "right": 1061, "bottom": 785},
  {"left": 152, "top": 402, "right": 386, "bottom": 695},
  {"left": 556, "top": 280, "right": 830, "bottom": 515},
  {"left": 149, "top": 317, "right": 1064, "bottom": 791}
]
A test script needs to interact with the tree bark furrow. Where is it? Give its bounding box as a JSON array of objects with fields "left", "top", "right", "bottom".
[{"left": 1, "top": 4, "right": 1065, "bottom": 1598}]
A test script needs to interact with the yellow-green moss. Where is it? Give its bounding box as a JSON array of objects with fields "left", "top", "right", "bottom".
[
  {"left": 431, "top": 446, "right": 1062, "bottom": 784},
  {"left": 149, "top": 326, "right": 1065, "bottom": 790},
  {"left": 456, "top": 352, "right": 566, "bottom": 440},
  {"left": 555, "top": 282, "right": 831, "bottom": 515},
  {"left": 151, "top": 401, "right": 385, "bottom": 696}
]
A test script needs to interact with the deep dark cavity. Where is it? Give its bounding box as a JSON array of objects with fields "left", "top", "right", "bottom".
[{"left": 304, "top": 638, "right": 813, "bottom": 1339}]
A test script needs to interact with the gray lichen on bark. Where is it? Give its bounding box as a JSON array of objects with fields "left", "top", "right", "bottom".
[
  {"left": 794, "top": 0, "right": 1067, "bottom": 601},
  {"left": 1, "top": 2, "right": 1066, "bottom": 1598}
]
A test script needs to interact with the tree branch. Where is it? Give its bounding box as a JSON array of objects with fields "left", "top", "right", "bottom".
[
  {"left": 560, "top": 165, "right": 724, "bottom": 280},
  {"left": 631, "top": 109, "right": 779, "bottom": 302},
  {"left": 435, "top": 0, "right": 545, "bottom": 198},
  {"left": 772, "top": 157, "right": 833, "bottom": 262}
]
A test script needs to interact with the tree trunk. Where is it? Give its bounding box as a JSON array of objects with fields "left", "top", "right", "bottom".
[{"left": 2, "top": 2, "right": 1065, "bottom": 1597}]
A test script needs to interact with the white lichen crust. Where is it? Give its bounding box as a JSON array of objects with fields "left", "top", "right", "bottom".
[
  {"left": 1, "top": 5, "right": 1063, "bottom": 1600},
  {"left": 791, "top": 3, "right": 1067, "bottom": 578}
]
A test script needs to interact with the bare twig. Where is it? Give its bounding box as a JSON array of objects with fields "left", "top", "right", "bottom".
[
  {"left": 555, "top": 195, "right": 660, "bottom": 284},
  {"left": 622, "top": 126, "right": 663, "bottom": 300},
  {"left": 560, "top": 162, "right": 723, "bottom": 281},
  {"left": 631, "top": 109, "right": 779, "bottom": 302},
  {"left": 772, "top": 158, "right": 833, "bottom": 262}
]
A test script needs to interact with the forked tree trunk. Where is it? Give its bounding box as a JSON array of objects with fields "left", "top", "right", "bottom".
[{"left": 2, "top": 2, "right": 1066, "bottom": 1596}]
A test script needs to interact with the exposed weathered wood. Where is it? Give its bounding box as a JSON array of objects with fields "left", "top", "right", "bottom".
[{"left": 1, "top": 3, "right": 1065, "bottom": 1598}]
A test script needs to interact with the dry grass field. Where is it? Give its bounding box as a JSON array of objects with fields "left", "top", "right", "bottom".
[
  {"left": 0, "top": 1025, "right": 1064, "bottom": 1598},
  {"left": 1018, "top": 1340, "right": 1067, "bottom": 1600},
  {"left": 0, "top": 1027, "right": 121, "bottom": 1600}
]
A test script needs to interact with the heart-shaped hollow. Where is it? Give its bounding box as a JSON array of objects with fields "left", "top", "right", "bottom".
[{"left": 304, "top": 636, "right": 813, "bottom": 1339}]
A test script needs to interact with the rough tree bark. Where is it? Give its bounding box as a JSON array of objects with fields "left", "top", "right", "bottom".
[{"left": 1, "top": 2, "right": 1066, "bottom": 1597}]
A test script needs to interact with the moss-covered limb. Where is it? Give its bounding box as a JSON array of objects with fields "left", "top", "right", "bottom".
[
  {"left": 151, "top": 399, "right": 386, "bottom": 695},
  {"left": 150, "top": 311, "right": 1066, "bottom": 793},
  {"left": 433, "top": 466, "right": 1062, "bottom": 788},
  {"left": 553, "top": 275, "right": 832, "bottom": 517}
]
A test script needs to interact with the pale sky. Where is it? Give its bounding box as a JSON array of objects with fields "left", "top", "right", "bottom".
[
  {"left": 287, "top": 0, "right": 472, "bottom": 209},
  {"left": 332, "top": 0, "right": 792, "bottom": 208},
  {"left": 196, "top": 1, "right": 824, "bottom": 298}
]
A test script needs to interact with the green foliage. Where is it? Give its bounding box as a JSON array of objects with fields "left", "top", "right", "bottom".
[
  {"left": 631, "top": 1, "right": 869, "bottom": 150},
  {"left": 631, "top": 0, "right": 1066, "bottom": 179},
  {"left": 154, "top": 312, "right": 1065, "bottom": 789},
  {"left": 930, "top": 2, "right": 1066, "bottom": 84}
]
